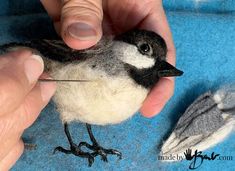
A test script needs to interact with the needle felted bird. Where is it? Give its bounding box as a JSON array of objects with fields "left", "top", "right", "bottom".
[
  {"left": 0, "top": 29, "right": 183, "bottom": 166},
  {"left": 161, "top": 85, "right": 235, "bottom": 160}
]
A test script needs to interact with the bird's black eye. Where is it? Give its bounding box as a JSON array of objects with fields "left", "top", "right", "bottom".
[
  {"left": 140, "top": 43, "right": 150, "bottom": 52},
  {"left": 138, "top": 43, "right": 152, "bottom": 55}
]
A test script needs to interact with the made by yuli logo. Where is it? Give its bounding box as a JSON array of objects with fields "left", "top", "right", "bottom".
[{"left": 184, "top": 148, "right": 220, "bottom": 170}]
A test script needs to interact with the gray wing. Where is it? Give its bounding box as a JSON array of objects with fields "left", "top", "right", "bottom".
[
  {"left": 0, "top": 37, "right": 113, "bottom": 63},
  {"left": 174, "top": 91, "right": 225, "bottom": 138},
  {"left": 0, "top": 39, "right": 82, "bottom": 62}
]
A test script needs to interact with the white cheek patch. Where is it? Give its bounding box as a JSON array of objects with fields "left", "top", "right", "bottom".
[{"left": 114, "top": 42, "right": 155, "bottom": 69}]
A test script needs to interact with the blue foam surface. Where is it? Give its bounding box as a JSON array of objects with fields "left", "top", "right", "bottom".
[
  {"left": 0, "top": 2, "right": 234, "bottom": 171},
  {"left": 0, "top": 0, "right": 45, "bottom": 16}
]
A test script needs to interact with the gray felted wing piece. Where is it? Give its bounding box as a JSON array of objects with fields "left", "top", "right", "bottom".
[
  {"left": 161, "top": 87, "right": 235, "bottom": 161},
  {"left": 175, "top": 92, "right": 225, "bottom": 137}
]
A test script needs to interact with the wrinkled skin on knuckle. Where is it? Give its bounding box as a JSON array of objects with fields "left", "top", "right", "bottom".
[
  {"left": 62, "top": 0, "right": 103, "bottom": 21},
  {"left": 0, "top": 76, "right": 26, "bottom": 114},
  {"left": 0, "top": 80, "right": 17, "bottom": 112},
  {"left": 105, "top": 0, "right": 156, "bottom": 14},
  {"left": 20, "top": 103, "right": 36, "bottom": 129},
  {"left": 0, "top": 115, "right": 20, "bottom": 142},
  {"left": 1, "top": 111, "right": 28, "bottom": 153}
]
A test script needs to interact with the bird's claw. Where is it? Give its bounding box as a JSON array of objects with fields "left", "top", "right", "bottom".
[
  {"left": 53, "top": 144, "right": 95, "bottom": 167},
  {"left": 87, "top": 155, "right": 95, "bottom": 167},
  {"left": 78, "top": 141, "right": 122, "bottom": 162},
  {"left": 108, "top": 149, "right": 122, "bottom": 160}
]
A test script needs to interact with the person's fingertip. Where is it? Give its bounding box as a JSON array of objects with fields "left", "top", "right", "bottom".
[
  {"left": 40, "top": 81, "right": 56, "bottom": 103},
  {"left": 24, "top": 55, "right": 44, "bottom": 84}
]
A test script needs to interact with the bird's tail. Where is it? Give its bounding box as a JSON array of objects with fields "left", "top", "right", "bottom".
[
  {"left": 0, "top": 41, "right": 92, "bottom": 83},
  {"left": 0, "top": 42, "right": 33, "bottom": 54},
  {"left": 0, "top": 40, "right": 80, "bottom": 62}
]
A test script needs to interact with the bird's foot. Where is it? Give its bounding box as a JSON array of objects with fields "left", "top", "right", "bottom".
[
  {"left": 54, "top": 143, "right": 95, "bottom": 167},
  {"left": 54, "top": 123, "right": 122, "bottom": 166},
  {"left": 79, "top": 141, "right": 122, "bottom": 162}
]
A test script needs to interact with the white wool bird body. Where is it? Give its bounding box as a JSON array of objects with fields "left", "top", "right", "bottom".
[
  {"left": 43, "top": 39, "right": 154, "bottom": 125},
  {"left": 49, "top": 55, "right": 148, "bottom": 125}
]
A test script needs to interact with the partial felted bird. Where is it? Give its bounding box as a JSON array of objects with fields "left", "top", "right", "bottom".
[{"left": 0, "top": 29, "right": 183, "bottom": 166}]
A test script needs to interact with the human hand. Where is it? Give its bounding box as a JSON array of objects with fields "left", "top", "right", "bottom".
[
  {"left": 41, "top": 0, "right": 175, "bottom": 117},
  {"left": 0, "top": 50, "right": 56, "bottom": 170}
]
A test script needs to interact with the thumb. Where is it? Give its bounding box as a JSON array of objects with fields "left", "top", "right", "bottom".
[{"left": 61, "top": 0, "right": 103, "bottom": 50}]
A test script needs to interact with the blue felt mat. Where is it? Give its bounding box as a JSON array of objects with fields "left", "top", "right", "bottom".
[
  {"left": 0, "top": 0, "right": 235, "bottom": 16},
  {"left": 0, "top": 1, "right": 234, "bottom": 171}
]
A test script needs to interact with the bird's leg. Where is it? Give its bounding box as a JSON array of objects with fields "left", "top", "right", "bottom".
[
  {"left": 54, "top": 123, "right": 95, "bottom": 167},
  {"left": 78, "top": 123, "right": 122, "bottom": 162}
]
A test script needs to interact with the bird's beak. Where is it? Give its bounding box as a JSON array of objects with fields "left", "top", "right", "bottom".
[{"left": 157, "top": 60, "right": 183, "bottom": 77}]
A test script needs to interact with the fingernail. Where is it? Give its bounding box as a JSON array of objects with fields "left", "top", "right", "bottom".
[
  {"left": 24, "top": 55, "right": 44, "bottom": 84},
  {"left": 67, "top": 22, "right": 97, "bottom": 40},
  {"left": 40, "top": 81, "right": 56, "bottom": 102}
]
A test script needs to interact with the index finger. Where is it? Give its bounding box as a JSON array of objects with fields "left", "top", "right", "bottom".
[{"left": 40, "top": 0, "right": 61, "bottom": 21}]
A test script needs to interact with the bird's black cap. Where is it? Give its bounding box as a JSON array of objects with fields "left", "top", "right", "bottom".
[
  {"left": 117, "top": 29, "right": 183, "bottom": 88},
  {"left": 115, "top": 29, "right": 167, "bottom": 60}
]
